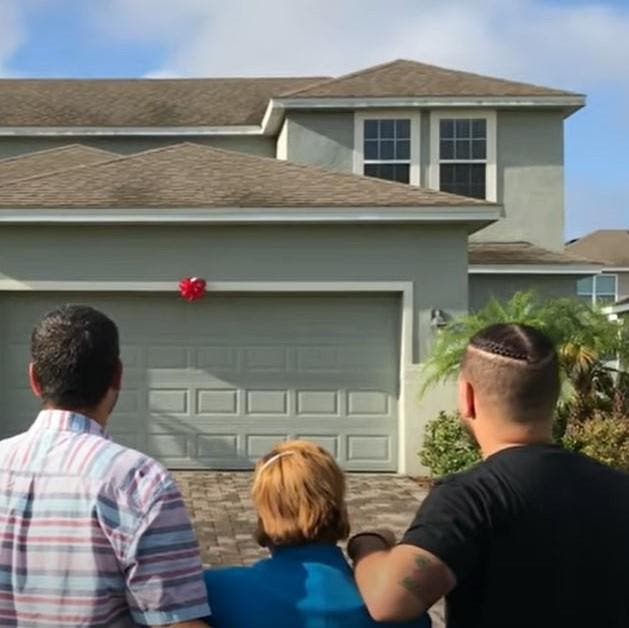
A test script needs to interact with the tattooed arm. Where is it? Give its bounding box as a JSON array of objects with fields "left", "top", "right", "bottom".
[{"left": 351, "top": 538, "right": 455, "bottom": 623}]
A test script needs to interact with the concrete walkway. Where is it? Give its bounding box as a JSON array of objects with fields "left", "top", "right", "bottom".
[{"left": 174, "top": 471, "right": 445, "bottom": 627}]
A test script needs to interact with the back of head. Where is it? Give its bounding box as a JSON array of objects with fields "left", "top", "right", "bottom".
[
  {"left": 252, "top": 440, "right": 349, "bottom": 547},
  {"left": 30, "top": 304, "right": 120, "bottom": 410},
  {"left": 461, "top": 323, "right": 560, "bottom": 424}
]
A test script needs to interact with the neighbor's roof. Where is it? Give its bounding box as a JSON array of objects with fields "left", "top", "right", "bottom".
[
  {"left": 0, "top": 142, "right": 494, "bottom": 209},
  {"left": 282, "top": 59, "right": 580, "bottom": 99},
  {"left": 566, "top": 230, "right": 629, "bottom": 267},
  {"left": 0, "top": 77, "right": 327, "bottom": 127},
  {"left": 0, "top": 145, "right": 115, "bottom": 184},
  {"left": 469, "top": 241, "right": 599, "bottom": 266}
]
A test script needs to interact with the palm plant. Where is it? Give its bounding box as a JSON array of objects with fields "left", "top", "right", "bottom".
[{"left": 422, "top": 292, "right": 629, "bottom": 425}]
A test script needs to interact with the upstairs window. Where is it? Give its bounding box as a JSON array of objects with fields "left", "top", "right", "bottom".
[
  {"left": 439, "top": 118, "right": 486, "bottom": 199},
  {"left": 577, "top": 274, "right": 618, "bottom": 306},
  {"left": 429, "top": 111, "right": 496, "bottom": 201},
  {"left": 363, "top": 118, "right": 411, "bottom": 183}
]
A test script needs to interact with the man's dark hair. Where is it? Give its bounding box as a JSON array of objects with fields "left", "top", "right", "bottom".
[
  {"left": 461, "top": 323, "right": 560, "bottom": 422},
  {"left": 30, "top": 305, "right": 120, "bottom": 410}
]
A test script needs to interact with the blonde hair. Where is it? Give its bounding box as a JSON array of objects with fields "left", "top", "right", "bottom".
[{"left": 251, "top": 440, "right": 350, "bottom": 547}]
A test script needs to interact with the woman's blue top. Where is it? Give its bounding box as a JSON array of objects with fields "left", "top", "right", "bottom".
[{"left": 203, "top": 543, "right": 431, "bottom": 628}]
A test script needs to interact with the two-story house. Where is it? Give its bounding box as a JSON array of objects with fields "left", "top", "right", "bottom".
[{"left": 0, "top": 59, "right": 599, "bottom": 474}]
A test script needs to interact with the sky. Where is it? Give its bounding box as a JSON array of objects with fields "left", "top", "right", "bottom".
[{"left": 0, "top": 0, "right": 627, "bottom": 239}]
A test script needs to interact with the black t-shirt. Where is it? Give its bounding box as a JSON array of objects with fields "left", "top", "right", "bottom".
[{"left": 402, "top": 444, "right": 629, "bottom": 628}]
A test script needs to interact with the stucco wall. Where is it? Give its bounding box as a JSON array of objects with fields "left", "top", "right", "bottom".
[
  {"left": 471, "top": 111, "right": 565, "bottom": 251},
  {"left": 469, "top": 274, "right": 578, "bottom": 311},
  {"left": 0, "top": 135, "right": 276, "bottom": 159},
  {"left": 282, "top": 112, "right": 354, "bottom": 172}
]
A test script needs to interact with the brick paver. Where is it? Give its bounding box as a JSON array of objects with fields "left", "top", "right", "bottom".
[{"left": 174, "top": 471, "right": 445, "bottom": 627}]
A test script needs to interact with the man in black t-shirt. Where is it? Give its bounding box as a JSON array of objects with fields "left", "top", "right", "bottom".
[{"left": 348, "top": 323, "right": 629, "bottom": 628}]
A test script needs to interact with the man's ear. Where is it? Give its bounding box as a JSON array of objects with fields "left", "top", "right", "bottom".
[
  {"left": 458, "top": 375, "right": 476, "bottom": 420},
  {"left": 28, "top": 363, "right": 42, "bottom": 398},
  {"left": 111, "top": 359, "right": 123, "bottom": 391}
]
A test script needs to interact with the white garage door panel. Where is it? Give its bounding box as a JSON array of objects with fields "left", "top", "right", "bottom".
[{"left": 0, "top": 293, "right": 400, "bottom": 471}]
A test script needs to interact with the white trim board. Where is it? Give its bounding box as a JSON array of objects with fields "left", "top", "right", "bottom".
[
  {"left": 0, "top": 125, "right": 264, "bottom": 137},
  {"left": 0, "top": 206, "right": 501, "bottom": 225},
  {"left": 0, "top": 279, "right": 415, "bottom": 474},
  {"left": 469, "top": 264, "right": 602, "bottom": 275}
]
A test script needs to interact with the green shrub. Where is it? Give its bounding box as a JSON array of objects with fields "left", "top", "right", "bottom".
[
  {"left": 562, "top": 415, "right": 629, "bottom": 472},
  {"left": 419, "top": 411, "right": 481, "bottom": 476}
]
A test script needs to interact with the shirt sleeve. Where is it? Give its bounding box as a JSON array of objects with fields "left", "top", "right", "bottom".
[
  {"left": 401, "top": 477, "right": 491, "bottom": 583},
  {"left": 122, "top": 475, "right": 211, "bottom": 626}
]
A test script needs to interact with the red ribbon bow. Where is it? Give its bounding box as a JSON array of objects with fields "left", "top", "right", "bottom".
[{"left": 179, "top": 277, "right": 207, "bottom": 302}]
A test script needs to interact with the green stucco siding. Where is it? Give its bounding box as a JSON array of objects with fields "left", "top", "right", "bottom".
[
  {"left": 282, "top": 112, "right": 354, "bottom": 172},
  {"left": 472, "top": 111, "right": 565, "bottom": 251},
  {"left": 469, "top": 274, "right": 578, "bottom": 311}
]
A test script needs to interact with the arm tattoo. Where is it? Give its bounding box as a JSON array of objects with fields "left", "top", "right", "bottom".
[{"left": 400, "top": 554, "right": 432, "bottom": 602}]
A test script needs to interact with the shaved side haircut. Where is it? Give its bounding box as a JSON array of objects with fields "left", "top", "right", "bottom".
[{"left": 461, "top": 323, "right": 560, "bottom": 423}]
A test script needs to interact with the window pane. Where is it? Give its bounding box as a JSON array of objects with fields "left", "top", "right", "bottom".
[
  {"left": 364, "top": 120, "right": 379, "bottom": 139},
  {"left": 440, "top": 164, "right": 486, "bottom": 199},
  {"left": 364, "top": 140, "right": 379, "bottom": 160},
  {"left": 396, "top": 139, "right": 410, "bottom": 160},
  {"left": 380, "top": 140, "right": 395, "bottom": 160},
  {"left": 577, "top": 277, "right": 594, "bottom": 295},
  {"left": 440, "top": 119, "right": 454, "bottom": 139},
  {"left": 472, "top": 119, "right": 486, "bottom": 138},
  {"left": 455, "top": 119, "right": 471, "bottom": 138},
  {"left": 396, "top": 119, "right": 411, "bottom": 139},
  {"left": 379, "top": 163, "right": 395, "bottom": 179},
  {"left": 455, "top": 140, "right": 470, "bottom": 160},
  {"left": 393, "top": 164, "right": 410, "bottom": 183},
  {"left": 596, "top": 275, "right": 616, "bottom": 295},
  {"left": 472, "top": 139, "right": 486, "bottom": 159},
  {"left": 364, "top": 163, "right": 380, "bottom": 178},
  {"left": 380, "top": 120, "right": 395, "bottom": 138},
  {"left": 440, "top": 140, "right": 454, "bottom": 160}
]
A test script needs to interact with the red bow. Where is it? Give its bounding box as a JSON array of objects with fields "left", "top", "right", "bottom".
[{"left": 179, "top": 277, "right": 207, "bottom": 302}]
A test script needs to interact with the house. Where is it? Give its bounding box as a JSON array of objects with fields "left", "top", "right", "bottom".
[
  {"left": 566, "top": 230, "right": 629, "bottom": 306},
  {"left": 0, "top": 60, "right": 600, "bottom": 475}
]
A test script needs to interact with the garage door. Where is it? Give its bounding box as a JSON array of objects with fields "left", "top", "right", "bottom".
[{"left": 0, "top": 293, "right": 400, "bottom": 471}]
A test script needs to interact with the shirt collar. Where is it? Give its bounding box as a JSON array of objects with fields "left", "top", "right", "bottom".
[
  {"left": 271, "top": 544, "right": 346, "bottom": 565},
  {"left": 30, "top": 409, "right": 110, "bottom": 439}
]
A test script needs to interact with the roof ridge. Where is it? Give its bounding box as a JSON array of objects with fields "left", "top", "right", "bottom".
[
  {"left": 0, "top": 143, "right": 197, "bottom": 188},
  {"left": 0, "top": 76, "right": 330, "bottom": 84},
  {"left": 280, "top": 59, "right": 404, "bottom": 97},
  {"left": 0, "top": 144, "right": 114, "bottom": 166}
]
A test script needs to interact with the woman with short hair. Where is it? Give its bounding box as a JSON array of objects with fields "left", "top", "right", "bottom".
[{"left": 203, "top": 440, "right": 431, "bottom": 627}]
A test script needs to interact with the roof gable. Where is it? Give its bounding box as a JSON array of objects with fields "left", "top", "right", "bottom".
[
  {"left": 0, "top": 142, "right": 493, "bottom": 210},
  {"left": 0, "top": 145, "right": 115, "bottom": 184},
  {"left": 282, "top": 59, "right": 580, "bottom": 99}
]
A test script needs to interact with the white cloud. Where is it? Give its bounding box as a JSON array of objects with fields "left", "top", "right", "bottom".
[
  {"left": 94, "top": 0, "right": 629, "bottom": 93},
  {"left": 0, "top": 1, "right": 26, "bottom": 77}
]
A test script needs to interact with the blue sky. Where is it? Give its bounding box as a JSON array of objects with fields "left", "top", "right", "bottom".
[{"left": 0, "top": 0, "right": 627, "bottom": 239}]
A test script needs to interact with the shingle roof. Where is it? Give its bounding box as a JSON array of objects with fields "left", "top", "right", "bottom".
[
  {"left": 0, "top": 145, "right": 115, "bottom": 184},
  {"left": 469, "top": 241, "right": 599, "bottom": 266},
  {"left": 566, "top": 230, "right": 629, "bottom": 267},
  {"left": 283, "top": 59, "right": 580, "bottom": 99},
  {"left": 0, "top": 77, "right": 327, "bottom": 127},
  {"left": 0, "top": 142, "right": 493, "bottom": 209}
]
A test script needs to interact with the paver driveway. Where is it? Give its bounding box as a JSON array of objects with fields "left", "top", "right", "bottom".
[{"left": 174, "top": 471, "right": 445, "bottom": 627}]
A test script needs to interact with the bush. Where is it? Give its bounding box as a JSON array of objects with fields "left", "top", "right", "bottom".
[
  {"left": 419, "top": 411, "right": 480, "bottom": 476},
  {"left": 562, "top": 415, "right": 629, "bottom": 472}
]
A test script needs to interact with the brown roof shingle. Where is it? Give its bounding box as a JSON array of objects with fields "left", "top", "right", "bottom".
[
  {"left": 0, "top": 142, "right": 495, "bottom": 210},
  {"left": 566, "top": 230, "right": 629, "bottom": 267},
  {"left": 283, "top": 59, "right": 580, "bottom": 99},
  {"left": 469, "top": 241, "right": 599, "bottom": 266},
  {"left": 0, "top": 145, "right": 115, "bottom": 184},
  {"left": 0, "top": 77, "right": 327, "bottom": 127}
]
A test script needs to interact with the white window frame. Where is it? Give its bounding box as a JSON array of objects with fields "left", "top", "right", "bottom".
[
  {"left": 429, "top": 110, "right": 497, "bottom": 202},
  {"left": 354, "top": 111, "right": 420, "bottom": 186},
  {"left": 577, "top": 273, "right": 618, "bottom": 306}
]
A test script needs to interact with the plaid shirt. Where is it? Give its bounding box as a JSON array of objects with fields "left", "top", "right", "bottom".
[{"left": 0, "top": 409, "right": 210, "bottom": 627}]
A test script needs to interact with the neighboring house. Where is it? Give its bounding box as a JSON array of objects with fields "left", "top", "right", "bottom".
[
  {"left": 0, "top": 59, "right": 600, "bottom": 474},
  {"left": 566, "top": 230, "right": 629, "bottom": 306}
]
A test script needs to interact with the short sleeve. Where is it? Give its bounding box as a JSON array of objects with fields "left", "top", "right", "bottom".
[
  {"left": 122, "top": 477, "right": 211, "bottom": 625},
  {"left": 401, "top": 478, "right": 491, "bottom": 582}
]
